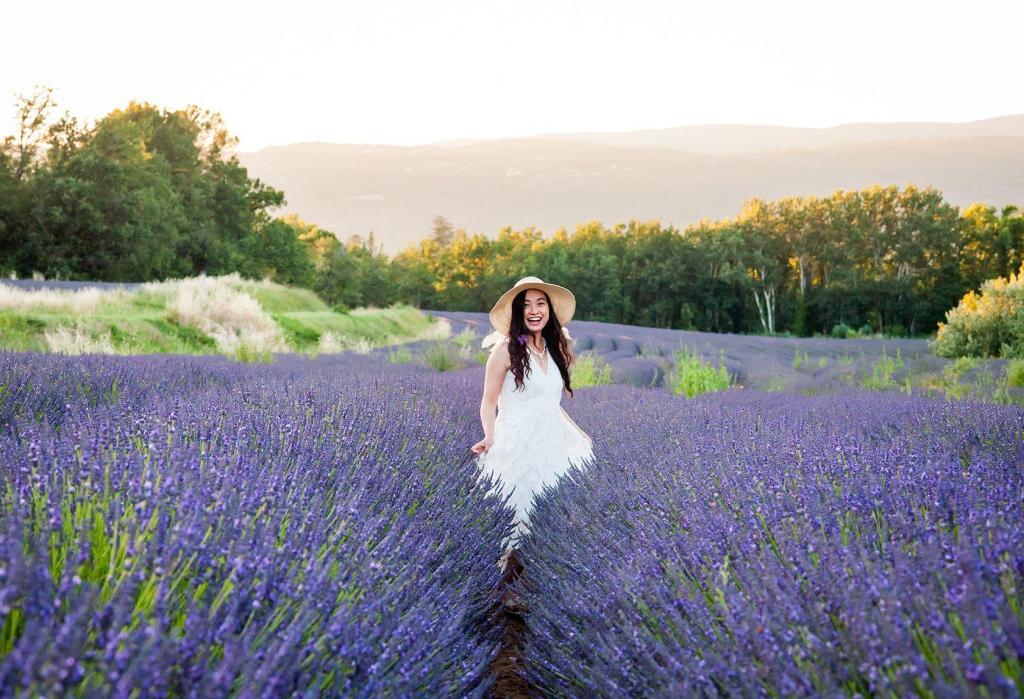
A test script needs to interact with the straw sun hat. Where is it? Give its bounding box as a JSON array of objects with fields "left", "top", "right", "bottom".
[{"left": 480, "top": 276, "right": 576, "bottom": 349}]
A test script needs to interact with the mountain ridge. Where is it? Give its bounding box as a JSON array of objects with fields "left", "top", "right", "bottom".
[{"left": 236, "top": 116, "right": 1024, "bottom": 254}]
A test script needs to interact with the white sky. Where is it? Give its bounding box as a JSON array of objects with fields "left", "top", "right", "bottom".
[{"left": 3, "top": 0, "right": 1022, "bottom": 151}]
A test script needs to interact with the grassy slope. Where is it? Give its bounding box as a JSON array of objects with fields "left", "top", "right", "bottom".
[
  {"left": 274, "top": 306, "right": 440, "bottom": 350},
  {"left": 0, "top": 278, "right": 442, "bottom": 356}
]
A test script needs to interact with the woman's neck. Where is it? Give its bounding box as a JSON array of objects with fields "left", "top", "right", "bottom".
[{"left": 528, "top": 330, "right": 544, "bottom": 351}]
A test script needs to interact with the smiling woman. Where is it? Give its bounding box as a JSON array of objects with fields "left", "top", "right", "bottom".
[{"left": 470, "top": 276, "right": 595, "bottom": 578}]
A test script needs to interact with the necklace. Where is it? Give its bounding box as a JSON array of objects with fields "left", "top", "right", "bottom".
[{"left": 528, "top": 339, "right": 546, "bottom": 356}]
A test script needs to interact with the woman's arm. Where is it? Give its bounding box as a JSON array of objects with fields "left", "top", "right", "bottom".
[
  {"left": 560, "top": 405, "right": 592, "bottom": 445},
  {"left": 479, "top": 341, "right": 510, "bottom": 441}
]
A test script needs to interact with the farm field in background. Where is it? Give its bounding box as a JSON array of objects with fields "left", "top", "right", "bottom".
[
  {"left": 1, "top": 304, "right": 1022, "bottom": 695},
  {"left": 431, "top": 311, "right": 1024, "bottom": 405}
]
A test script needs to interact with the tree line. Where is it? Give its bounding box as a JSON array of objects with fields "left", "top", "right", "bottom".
[
  {"left": 0, "top": 88, "right": 332, "bottom": 285},
  {"left": 386, "top": 193, "right": 1022, "bottom": 337},
  {"left": 3, "top": 90, "right": 1022, "bottom": 336}
]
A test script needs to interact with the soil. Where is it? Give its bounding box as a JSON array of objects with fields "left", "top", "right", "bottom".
[{"left": 486, "top": 548, "right": 531, "bottom": 699}]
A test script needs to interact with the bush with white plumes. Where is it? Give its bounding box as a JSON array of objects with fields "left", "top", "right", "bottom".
[{"left": 147, "top": 273, "right": 287, "bottom": 355}]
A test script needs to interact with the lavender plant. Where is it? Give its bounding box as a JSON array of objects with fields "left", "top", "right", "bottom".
[
  {"left": 520, "top": 386, "right": 1024, "bottom": 697},
  {"left": 0, "top": 351, "right": 513, "bottom": 696}
]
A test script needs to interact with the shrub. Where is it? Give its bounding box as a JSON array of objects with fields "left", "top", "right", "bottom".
[
  {"left": 571, "top": 352, "right": 613, "bottom": 387},
  {"left": 386, "top": 345, "right": 413, "bottom": 363},
  {"left": 830, "top": 323, "right": 854, "bottom": 339},
  {"left": 422, "top": 341, "right": 460, "bottom": 371},
  {"left": 933, "top": 263, "right": 1024, "bottom": 358},
  {"left": 234, "top": 343, "right": 273, "bottom": 363},
  {"left": 945, "top": 356, "right": 979, "bottom": 379},
  {"left": 1007, "top": 358, "right": 1024, "bottom": 388},
  {"left": 43, "top": 321, "right": 118, "bottom": 355},
  {"left": 669, "top": 347, "right": 732, "bottom": 397},
  {"left": 862, "top": 348, "right": 904, "bottom": 390},
  {"left": 152, "top": 274, "right": 287, "bottom": 356},
  {"left": 451, "top": 326, "right": 479, "bottom": 349}
]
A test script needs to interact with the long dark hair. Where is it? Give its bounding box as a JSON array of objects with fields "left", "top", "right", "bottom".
[{"left": 508, "top": 289, "right": 576, "bottom": 397}]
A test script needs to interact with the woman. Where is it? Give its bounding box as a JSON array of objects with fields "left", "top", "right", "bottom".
[{"left": 470, "top": 276, "right": 595, "bottom": 578}]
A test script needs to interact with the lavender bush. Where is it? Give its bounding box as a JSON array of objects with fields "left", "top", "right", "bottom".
[
  {"left": 4, "top": 331, "right": 1023, "bottom": 697},
  {"left": 0, "top": 351, "right": 513, "bottom": 696},
  {"left": 520, "top": 387, "right": 1024, "bottom": 697}
]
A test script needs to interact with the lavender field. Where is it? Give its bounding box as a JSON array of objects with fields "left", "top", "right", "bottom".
[
  {"left": 1, "top": 314, "right": 1022, "bottom": 696},
  {"left": 432, "top": 311, "right": 996, "bottom": 396},
  {"left": 0, "top": 352, "right": 510, "bottom": 696}
]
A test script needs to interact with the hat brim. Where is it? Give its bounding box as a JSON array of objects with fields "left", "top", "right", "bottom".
[{"left": 488, "top": 279, "right": 576, "bottom": 335}]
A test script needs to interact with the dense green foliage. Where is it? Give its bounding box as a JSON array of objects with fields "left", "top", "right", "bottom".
[
  {"left": 4, "top": 90, "right": 1023, "bottom": 337},
  {"left": 388, "top": 195, "right": 1022, "bottom": 337},
  {"left": 0, "top": 89, "right": 394, "bottom": 306},
  {"left": 668, "top": 347, "right": 733, "bottom": 397},
  {"left": 570, "top": 353, "right": 614, "bottom": 388},
  {"left": 1, "top": 89, "right": 306, "bottom": 281},
  {"left": 932, "top": 263, "right": 1024, "bottom": 358}
]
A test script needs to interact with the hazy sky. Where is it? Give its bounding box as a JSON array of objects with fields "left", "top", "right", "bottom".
[{"left": 3, "top": 0, "right": 1022, "bottom": 151}]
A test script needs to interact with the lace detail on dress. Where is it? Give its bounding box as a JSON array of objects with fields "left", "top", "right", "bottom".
[{"left": 476, "top": 343, "right": 594, "bottom": 557}]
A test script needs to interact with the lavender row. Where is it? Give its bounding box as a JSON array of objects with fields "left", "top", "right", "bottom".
[
  {"left": 520, "top": 387, "right": 1024, "bottom": 697},
  {"left": 0, "top": 352, "right": 513, "bottom": 697}
]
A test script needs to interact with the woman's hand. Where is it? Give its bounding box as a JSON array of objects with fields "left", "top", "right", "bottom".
[{"left": 471, "top": 436, "right": 494, "bottom": 455}]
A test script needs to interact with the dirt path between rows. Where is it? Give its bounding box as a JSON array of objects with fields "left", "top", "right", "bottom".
[{"left": 487, "top": 549, "right": 531, "bottom": 698}]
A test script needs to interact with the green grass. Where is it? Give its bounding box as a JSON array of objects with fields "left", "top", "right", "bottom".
[
  {"left": 0, "top": 311, "right": 214, "bottom": 355},
  {"left": 277, "top": 305, "right": 442, "bottom": 352},
  {"left": 669, "top": 347, "right": 733, "bottom": 398},
  {"left": 229, "top": 279, "right": 328, "bottom": 313},
  {"left": 272, "top": 314, "right": 324, "bottom": 347},
  {"left": 0, "top": 313, "right": 48, "bottom": 351},
  {"left": 0, "top": 276, "right": 445, "bottom": 360}
]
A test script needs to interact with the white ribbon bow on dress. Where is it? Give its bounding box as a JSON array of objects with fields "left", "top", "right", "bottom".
[{"left": 481, "top": 326, "right": 572, "bottom": 349}]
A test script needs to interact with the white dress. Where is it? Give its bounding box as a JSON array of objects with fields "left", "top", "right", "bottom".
[{"left": 476, "top": 342, "right": 595, "bottom": 552}]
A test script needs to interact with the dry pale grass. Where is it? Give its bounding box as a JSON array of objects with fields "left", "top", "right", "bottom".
[
  {"left": 44, "top": 322, "right": 118, "bottom": 355},
  {"left": 146, "top": 273, "right": 287, "bottom": 355},
  {"left": 418, "top": 316, "right": 453, "bottom": 341},
  {"left": 0, "top": 285, "right": 131, "bottom": 314},
  {"left": 317, "top": 332, "right": 373, "bottom": 355}
]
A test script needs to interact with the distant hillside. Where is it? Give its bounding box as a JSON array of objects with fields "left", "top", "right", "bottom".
[
  {"left": 237, "top": 117, "right": 1024, "bottom": 255},
  {"left": 527, "top": 114, "right": 1024, "bottom": 155}
]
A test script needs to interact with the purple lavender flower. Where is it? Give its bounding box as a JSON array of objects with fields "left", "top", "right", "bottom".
[{"left": 0, "top": 351, "right": 512, "bottom": 696}]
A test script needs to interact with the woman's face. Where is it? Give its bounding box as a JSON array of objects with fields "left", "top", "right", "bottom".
[{"left": 523, "top": 289, "right": 549, "bottom": 333}]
